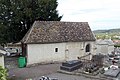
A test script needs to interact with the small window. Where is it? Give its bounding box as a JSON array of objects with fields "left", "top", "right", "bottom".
[
  {"left": 85, "top": 44, "right": 90, "bottom": 52},
  {"left": 55, "top": 48, "right": 58, "bottom": 52}
]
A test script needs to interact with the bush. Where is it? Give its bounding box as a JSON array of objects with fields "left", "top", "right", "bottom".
[{"left": 0, "top": 66, "right": 7, "bottom": 80}]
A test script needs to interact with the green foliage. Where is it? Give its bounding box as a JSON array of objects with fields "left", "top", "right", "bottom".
[
  {"left": 114, "top": 45, "right": 120, "bottom": 47},
  {"left": 0, "top": 0, "right": 62, "bottom": 44},
  {"left": 93, "top": 28, "right": 120, "bottom": 40},
  {"left": 0, "top": 24, "right": 7, "bottom": 44},
  {"left": 0, "top": 66, "right": 7, "bottom": 80},
  {"left": 95, "top": 33, "right": 120, "bottom": 40}
]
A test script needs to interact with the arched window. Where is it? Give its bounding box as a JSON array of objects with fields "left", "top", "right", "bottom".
[{"left": 85, "top": 44, "right": 90, "bottom": 52}]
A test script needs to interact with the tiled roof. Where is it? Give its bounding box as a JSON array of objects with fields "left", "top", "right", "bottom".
[
  {"left": 0, "top": 46, "right": 5, "bottom": 51},
  {"left": 0, "top": 53, "right": 4, "bottom": 56},
  {"left": 22, "top": 21, "right": 96, "bottom": 44},
  {"left": 96, "top": 39, "right": 114, "bottom": 45},
  {"left": 113, "top": 40, "right": 120, "bottom": 45}
]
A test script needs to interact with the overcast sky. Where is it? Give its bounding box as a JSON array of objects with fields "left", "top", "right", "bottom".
[{"left": 57, "top": 0, "right": 120, "bottom": 30}]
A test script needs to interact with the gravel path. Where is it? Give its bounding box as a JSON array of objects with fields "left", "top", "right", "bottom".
[
  {"left": 5, "top": 57, "right": 60, "bottom": 80},
  {"left": 8, "top": 63, "right": 60, "bottom": 80}
]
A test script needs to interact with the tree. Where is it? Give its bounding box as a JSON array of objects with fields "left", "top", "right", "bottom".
[{"left": 0, "top": 0, "right": 62, "bottom": 44}]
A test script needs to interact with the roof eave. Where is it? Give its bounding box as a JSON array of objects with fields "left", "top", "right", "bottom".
[{"left": 23, "top": 40, "right": 96, "bottom": 44}]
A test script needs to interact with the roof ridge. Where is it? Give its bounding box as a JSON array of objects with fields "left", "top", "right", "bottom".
[
  {"left": 35, "top": 20, "right": 88, "bottom": 23},
  {"left": 25, "top": 22, "right": 37, "bottom": 43}
]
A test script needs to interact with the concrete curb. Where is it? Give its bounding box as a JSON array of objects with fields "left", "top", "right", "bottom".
[{"left": 57, "top": 70, "right": 113, "bottom": 80}]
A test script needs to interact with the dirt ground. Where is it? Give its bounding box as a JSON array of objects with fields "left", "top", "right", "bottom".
[
  {"left": 5, "top": 57, "right": 60, "bottom": 80},
  {"left": 5, "top": 56, "right": 119, "bottom": 80},
  {"left": 5, "top": 57, "right": 100, "bottom": 80}
]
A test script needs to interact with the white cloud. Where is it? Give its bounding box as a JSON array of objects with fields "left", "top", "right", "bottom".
[{"left": 57, "top": 0, "right": 120, "bottom": 30}]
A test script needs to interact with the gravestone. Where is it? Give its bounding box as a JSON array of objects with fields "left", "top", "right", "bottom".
[{"left": 60, "top": 60, "right": 82, "bottom": 72}]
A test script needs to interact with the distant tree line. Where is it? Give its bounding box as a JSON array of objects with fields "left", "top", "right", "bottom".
[{"left": 95, "top": 33, "right": 120, "bottom": 40}]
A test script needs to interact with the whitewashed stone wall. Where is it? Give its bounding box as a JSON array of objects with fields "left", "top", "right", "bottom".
[
  {"left": 0, "top": 56, "right": 4, "bottom": 68},
  {"left": 27, "top": 41, "right": 96, "bottom": 65}
]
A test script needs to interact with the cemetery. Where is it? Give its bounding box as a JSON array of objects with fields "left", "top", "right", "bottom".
[{"left": 59, "top": 53, "right": 120, "bottom": 80}]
